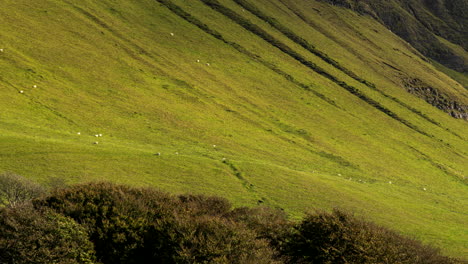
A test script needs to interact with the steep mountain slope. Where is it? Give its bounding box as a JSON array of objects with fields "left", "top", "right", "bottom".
[
  {"left": 318, "top": 0, "right": 468, "bottom": 118},
  {"left": 0, "top": 0, "right": 467, "bottom": 257},
  {"left": 319, "top": 0, "right": 468, "bottom": 72}
]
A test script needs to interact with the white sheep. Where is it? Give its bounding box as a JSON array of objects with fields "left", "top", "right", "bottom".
[
  {"left": 213, "top": 144, "right": 216, "bottom": 148},
  {"left": 155, "top": 152, "right": 161, "bottom": 156},
  {"left": 170, "top": 32, "right": 174, "bottom": 36},
  {"left": 0, "top": 48, "right": 3, "bottom": 52},
  {"left": 175, "top": 152, "right": 179, "bottom": 155},
  {"left": 206, "top": 63, "right": 210, "bottom": 66},
  {"left": 33, "top": 85, "right": 37, "bottom": 88},
  {"left": 99, "top": 134, "right": 103, "bottom": 137},
  {"left": 388, "top": 181, "right": 392, "bottom": 184},
  {"left": 94, "top": 141, "right": 99, "bottom": 145},
  {"left": 19, "top": 90, "right": 24, "bottom": 94},
  {"left": 95, "top": 134, "right": 99, "bottom": 137},
  {"left": 196, "top": 59, "right": 200, "bottom": 63},
  {"left": 423, "top": 188, "right": 427, "bottom": 191},
  {"left": 77, "top": 132, "right": 81, "bottom": 135}
]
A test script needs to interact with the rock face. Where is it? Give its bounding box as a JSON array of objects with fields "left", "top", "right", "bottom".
[
  {"left": 318, "top": 0, "right": 468, "bottom": 73},
  {"left": 402, "top": 77, "right": 468, "bottom": 120}
]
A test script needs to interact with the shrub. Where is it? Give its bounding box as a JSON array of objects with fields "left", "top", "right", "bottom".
[
  {"left": 282, "top": 209, "right": 461, "bottom": 264},
  {"left": 0, "top": 172, "right": 45, "bottom": 208},
  {"left": 34, "top": 182, "right": 280, "bottom": 264},
  {"left": 0, "top": 204, "right": 96, "bottom": 264},
  {"left": 178, "top": 193, "right": 232, "bottom": 216},
  {"left": 174, "top": 215, "right": 279, "bottom": 264},
  {"left": 225, "top": 206, "right": 291, "bottom": 253},
  {"left": 34, "top": 182, "right": 179, "bottom": 263}
]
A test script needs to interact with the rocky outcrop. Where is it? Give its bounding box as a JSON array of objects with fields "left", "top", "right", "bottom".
[{"left": 402, "top": 77, "right": 468, "bottom": 120}]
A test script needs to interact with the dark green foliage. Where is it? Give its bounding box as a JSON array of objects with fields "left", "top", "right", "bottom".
[
  {"left": 0, "top": 204, "right": 96, "bottom": 264},
  {"left": 34, "top": 182, "right": 180, "bottom": 264},
  {"left": 225, "top": 206, "right": 292, "bottom": 254},
  {"left": 1, "top": 182, "right": 462, "bottom": 263},
  {"left": 0, "top": 172, "right": 46, "bottom": 208},
  {"left": 34, "top": 182, "right": 279, "bottom": 264},
  {"left": 174, "top": 215, "right": 279, "bottom": 264},
  {"left": 282, "top": 209, "right": 462, "bottom": 264},
  {"left": 178, "top": 194, "right": 232, "bottom": 216}
]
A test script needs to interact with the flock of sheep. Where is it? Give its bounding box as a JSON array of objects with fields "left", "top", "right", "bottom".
[{"left": 4, "top": 38, "right": 430, "bottom": 192}]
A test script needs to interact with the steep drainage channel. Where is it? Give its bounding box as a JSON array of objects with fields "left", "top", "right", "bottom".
[
  {"left": 155, "top": 0, "right": 338, "bottom": 108},
  {"left": 197, "top": 0, "right": 430, "bottom": 137},
  {"left": 233, "top": 0, "right": 447, "bottom": 130}
]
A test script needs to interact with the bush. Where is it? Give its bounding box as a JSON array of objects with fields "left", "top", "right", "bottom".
[
  {"left": 2, "top": 181, "right": 459, "bottom": 264},
  {"left": 282, "top": 209, "right": 461, "bottom": 264},
  {"left": 178, "top": 194, "right": 232, "bottom": 216},
  {"left": 174, "top": 215, "right": 279, "bottom": 264},
  {"left": 0, "top": 172, "right": 45, "bottom": 208},
  {"left": 34, "top": 182, "right": 178, "bottom": 264},
  {"left": 34, "top": 182, "right": 280, "bottom": 264},
  {"left": 225, "top": 206, "right": 291, "bottom": 253},
  {"left": 0, "top": 204, "right": 96, "bottom": 264}
]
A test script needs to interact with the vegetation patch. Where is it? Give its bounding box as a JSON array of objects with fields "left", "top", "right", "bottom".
[{"left": 0, "top": 179, "right": 464, "bottom": 263}]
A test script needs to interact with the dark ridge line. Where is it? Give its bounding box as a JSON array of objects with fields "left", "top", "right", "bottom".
[
  {"left": 275, "top": 1, "right": 467, "bottom": 140},
  {"left": 154, "top": 0, "right": 338, "bottom": 108},
  {"left": 197, "top": 0, "right": 430, "bottom": 137},
  {"left": 407, "top": 145, "right": 468, "bottom": 185},
  {"left": 232, "top": 0, "right": 375, "bottom": 88},
  {"left": 234, "top": 0, "right": 458, "bottom": 137},
  {"left": 64, "top": 0, "right": 167, "bottom": 74}
]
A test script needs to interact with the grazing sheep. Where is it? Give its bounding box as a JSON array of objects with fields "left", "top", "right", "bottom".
[
  {"left": 338, "top": 173, "right": 342, "bottom": 176},
  {"left": 222, "top": 158, "right": 226, "bottom": 161},
  {"left": 99, "top": 134, "right": 103, "bottom": 137},
  {"left": 423, "top": 188, "right": 427, "bottom": 191},
  {"left": 155, "top": 152, "right": 161, "bottom": 156},
  {"left": 94, "top": 142, "right": 99, "bottom": 145},
  {"left": 95, "top": 134, "right": 99, "bottom": 137},
  {"left": 175, "top": 152, "right": 179, "bottom": 155},
  {"left": 196, "top": 59, "right": 200, "bottom": 63},
  {"left": 19, "top": 90, "right": 24, "bottom": 94},
  {"left": 170, "top": 32, "right": 174, "bottom": 36},
  {"left": 33, "top": 85, "right": 37, "bottom": 88},
  {"left": 213, "top": 144, "right": 216, "bottom": 148},
  {"left": 206, "top": 63, "right": 210, "bottom": 66},
  {"left": 0, "top": 48, "right": 3, "bottom": 52},
  {"left": 388, "top": 181, "right": 392, "bottom": 184},
  {"left": 77, "top": 132, "right": 81, "bottom": 135}
]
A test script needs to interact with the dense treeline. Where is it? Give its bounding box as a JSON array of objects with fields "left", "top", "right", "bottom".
[{"left": 0, "top": 173, "right": 464, "bottom": 263}]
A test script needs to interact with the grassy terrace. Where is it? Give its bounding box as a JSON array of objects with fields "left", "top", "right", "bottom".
[{"left": 0, "top": 0, "right": 467, "bottom": 257}]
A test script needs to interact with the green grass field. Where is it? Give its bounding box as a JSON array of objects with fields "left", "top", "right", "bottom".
[{"left": 0, "top": 0, "right": 467, "bottom": 257}]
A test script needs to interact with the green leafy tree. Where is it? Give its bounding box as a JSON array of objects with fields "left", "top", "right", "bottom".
[
  {"left": 0, "top": 172, "right": 45, "bottom": 208},
  {"left": 0, "top": 204, "right": 96, "bottom": 264},
  {"left": 282, "top": 209, "right": 461, "bottom": 264}
]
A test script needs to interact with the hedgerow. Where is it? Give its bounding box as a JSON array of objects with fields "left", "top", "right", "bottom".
[{"left": 0, "top": 180, "right": 464, "bottom": 263}]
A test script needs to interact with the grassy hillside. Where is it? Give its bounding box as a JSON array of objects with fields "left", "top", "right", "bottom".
[{"left": 0, "top": 0, "right": 467, "bottom": 257}]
